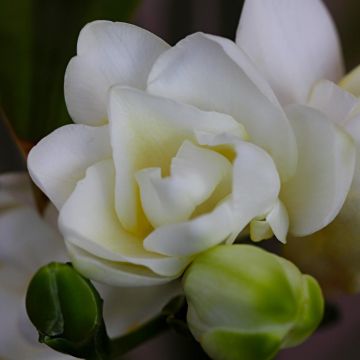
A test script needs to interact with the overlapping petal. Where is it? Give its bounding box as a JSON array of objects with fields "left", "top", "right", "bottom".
[
  {"left": 28, "top": 124, "right": 111, "bottom": 209},
  {"left": 281, "top": 105, "right": 356, "bottom": 236},
  {"left": 236, "top": 0, "right": 343, "bottom": 104},
  {"left": 136, "top": 141, "right": 232, "bottom": 228},
  {"left": 250, "top": 200, "right": 289, "bottom": 244},
  {"left": 65, "top": 21, "right": 169, "bottom": 125},
  {"left": 196, "top": 132, "right": 281, "bottom": 243},
  {"left": 266, "top": 200, "right": 289, "bottom": 244},
  {"left": 340, "top": 64, "right": 360, "bottom": 97},
  {"left": 66, "top": 243, "right": 176, "bottom": 287},
  {"left": 308, "top": 80, "right": 358, "bottom": 124},
  {"left": 147, "top": 32, "right": 297, "bottom": 182},
  {"left": 108, "top": 86, "right": 243, "bottom": 233},
  {"left": 143, "top": 199, "right": 234, "bottom": 257},
  {"left": 231, "top": 141, "right": 281, "bottom": 233},
  {"left": 59, "top": 160, "right": 190, "bottom": 281},
  {"left": 345, "top": 115, "right": 360, "bottom": 195}
]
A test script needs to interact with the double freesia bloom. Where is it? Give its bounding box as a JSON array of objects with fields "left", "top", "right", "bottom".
[
  {"left": 28, "top": 0, "right": 360, "bottom": 289},
  {"left": 0, "top": 173, "right": 180, "bottom": 359}
]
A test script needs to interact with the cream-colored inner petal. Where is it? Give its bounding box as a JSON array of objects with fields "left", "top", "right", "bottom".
[
  {"left": 136, "top": 141, "right": 232, "bottom": 228},
  {"left": 59, "top": 160, "right": 190, "bottom": 277},
  {"left": 143, "top": 198, "right": 235, "bottom": 257},
  {"left": 109, "top": 87, "right": 242, "bottom": 235},
  {"left": 308, "top": 79, "right": 358, "bottom": 125},
  {"left": 282, "top": 105, "right": 356, "bottom": 236}
]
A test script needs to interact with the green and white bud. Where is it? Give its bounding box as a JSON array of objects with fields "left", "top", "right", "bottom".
[{"left": 183, "top": 245, "right": 324, "bottom": 360}]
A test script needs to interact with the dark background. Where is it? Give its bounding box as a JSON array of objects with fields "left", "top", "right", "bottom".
[{"left": 1, "top": 0, "right": 360, "bottom": 142}]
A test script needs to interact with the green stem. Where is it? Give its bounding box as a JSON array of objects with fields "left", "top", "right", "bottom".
[{"left": 109, "top": 313, "right": 169, "bottom": 359}]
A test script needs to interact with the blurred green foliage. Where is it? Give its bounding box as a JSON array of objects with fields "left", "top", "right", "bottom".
[{"left": 0, "top": 0, "right": 139, "bottom": 141}]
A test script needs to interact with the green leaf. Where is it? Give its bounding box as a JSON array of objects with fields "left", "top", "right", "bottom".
[{"left": 0, "top": 0, "right": 140, "bottom": 141}]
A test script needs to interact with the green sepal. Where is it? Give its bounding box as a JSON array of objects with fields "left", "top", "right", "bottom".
[
  {"left": 282, "top": 275, "right": 324, "bottom": 348},
  {"left": 202, "top": 329, "right": 282, "bottom": 360}
]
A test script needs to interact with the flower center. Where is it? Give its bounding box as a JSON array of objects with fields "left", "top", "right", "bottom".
[{"left": 135, "top": 140, "right": 233, "bottom": 232}]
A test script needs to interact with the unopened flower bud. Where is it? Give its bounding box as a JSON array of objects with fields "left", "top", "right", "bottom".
[
  {"left": 183, "top": 245, "right": 324, "bottom": 360},
  {"left": 26, "top": 262, "right": 108, "bottom": 358}
]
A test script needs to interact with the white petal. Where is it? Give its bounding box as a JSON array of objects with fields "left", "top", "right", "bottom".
[
  {"left": 143, "top": 200, "right": 234, "bottom": 257},
  {"left": 194, "top": 133, "right": 281, "bottom": 244},
  {"left": 345, "top": 115, "right": 360, "bottom": 191},
  {"left": 249, "top": 200, "right": 288, "bottom": 243},
  {"left": 0, "top": 207, "right": 67, "bottom": 287},
  {"left": 195, "top": 130, "right": 244, "bottom": 150},
  {"left": 346, "top": 114, "right": 360, "bottom": 145},
  {"left": 148, "top": 32, "right": 297, "bottom": 182},
  {"left": 0, "top": 291, "right": 71, "bottom": 360},
  {"left": 236, "top": 0, "right": 343, "bottom": 104},
  {"left": 308, "top": 80, "right": 358, "bottom": 124},
  {"left": 292, "top": 115, "right": 360, "bottom": 288},
  {"left": 28, "top": 124, "right": 111, "bottom": 209},
  {"left": 97, "top": 281, "right": 182, "bottom": 337},
  {"left": 349, "top": 102, "right": 360, "bottom": 120},
  {"left": 108, "top": 86, "right": 242, "bottom": 233},
  {"left": 59, "top": 160, "right": 190, "bottom": 279},
  {"left": 66, "top": 243, "right": 173, "bottom": 287},
  {"left": 0, "top": 172, "right": 67, "bottom": 287},
  {"left": 281, "top": 105, "right": 356, "bottom": 236},
  {"left": 340, "top": 64, "right": 360, "bottom": 97},
  {"left": 232, "top": 141, "right": 281, "bottom": 233},
  {"left": 0, "top": 175, "right": 71, "bottom": 359},
  {"left": 266, "top": 200, "right": 289, "bottom": 244},
  {"left": 204, "top": 34, "right": 282, "bottom": 106},
  {"left": 250, "top": 219, "right": 273, "bottom": 242},
  {"left": 136, "top": 141, "right": 232, "bottom": 227},
  {"left": 136, "top": 167, "right": 192, "bottom": 227},
  {"left": 64, "top": 21, "right": 169, "bottom": 125}
]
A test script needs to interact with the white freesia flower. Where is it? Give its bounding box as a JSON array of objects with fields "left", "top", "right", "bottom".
[
  {"left": 28, "top": 3, "right": 356, "bottom": 287},
  {"left": 0, "top": 172, "right": 180, "bottom": 358},
  {"left": 235, "top": 0, "right": 360, "bottom": 291}
]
